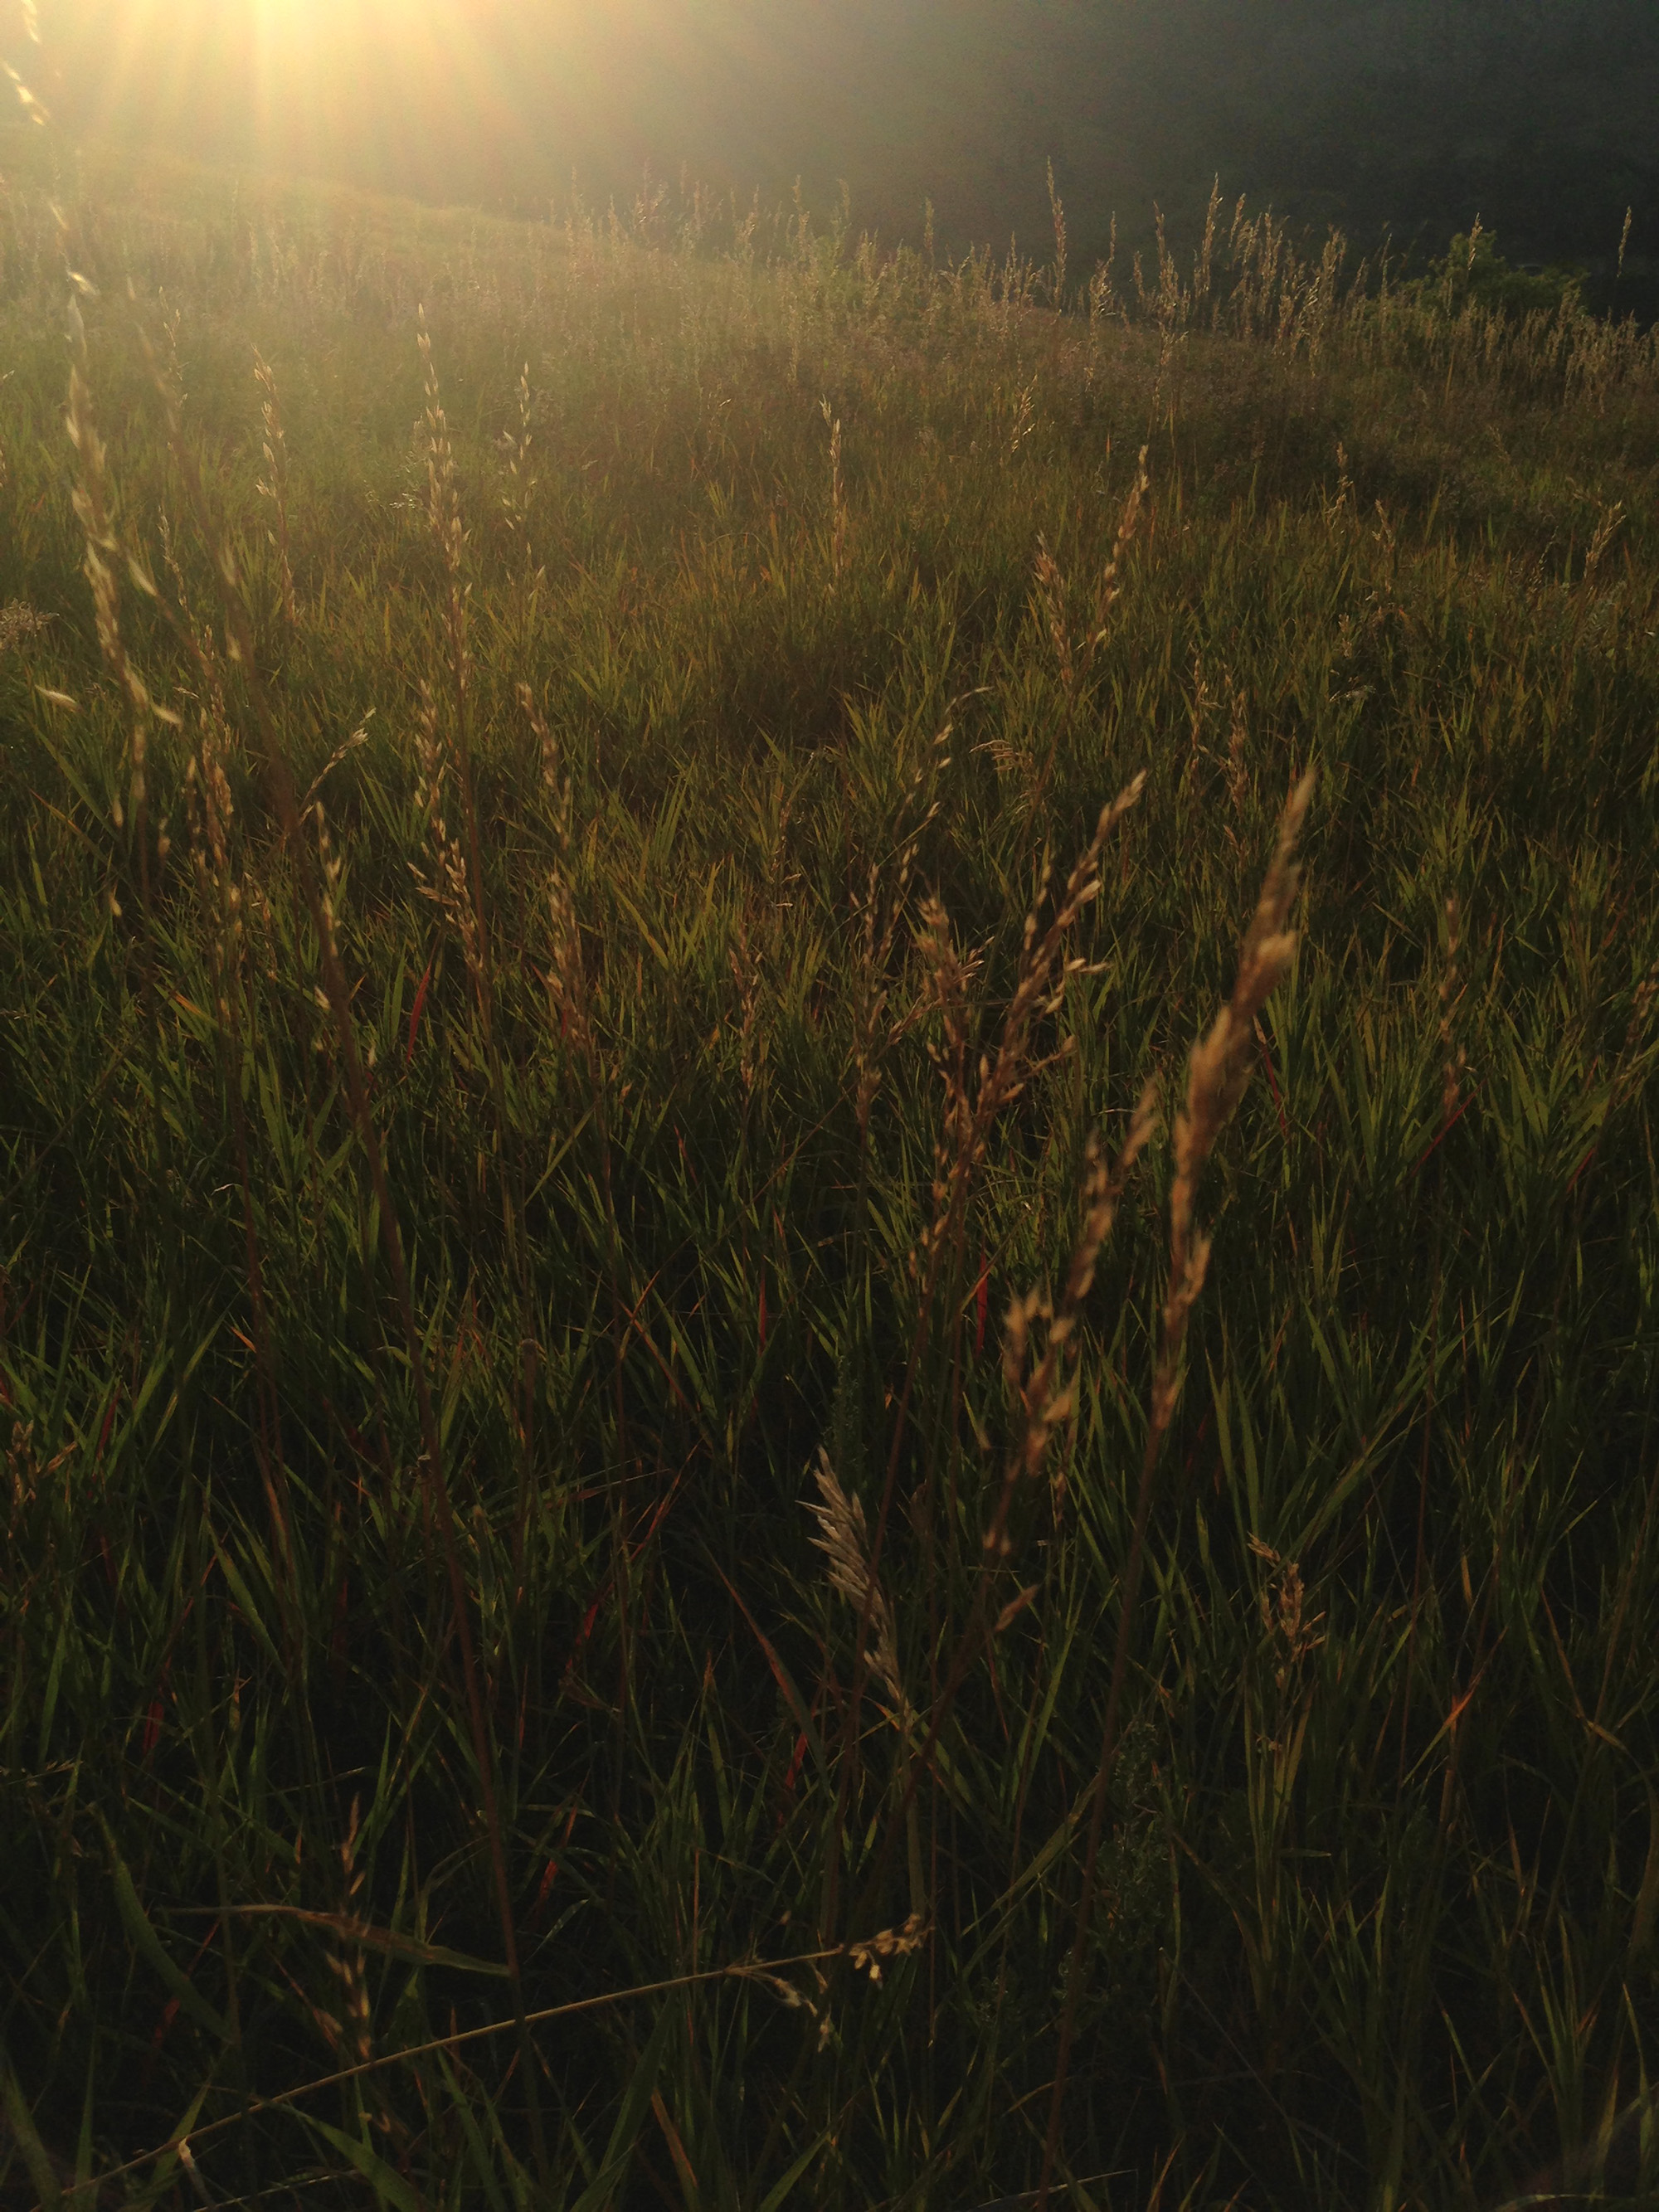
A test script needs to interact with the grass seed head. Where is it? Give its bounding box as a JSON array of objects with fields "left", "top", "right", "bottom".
[
  {"left": 990, "top": 1087, "right": 1157, "bottom": 1548},
  {"left": 0, "top": 600, "right": 51, "bottom": 652},
  {"left": 1086, "top": 443, "right": 1148, "bottom": 670},
  {"left": 1155, "top": 771, "right": 1313, "bottom": 1443},
  {"left": 252, "top": 346, "right": 298, "bottom": 625},
  {"left": 847, "top": 1911, "right": 929, "bottom": 1983},
  {"left": 1034, "top": 532, "right": 1076, "bottom": 700},
  {"left": 806, "top": 1449, "right": 912, "bottom": 1727}
]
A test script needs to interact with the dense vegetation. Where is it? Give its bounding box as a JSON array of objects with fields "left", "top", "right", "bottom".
[{"left": 3, "top": 122, "right": 1659, "bottom": 2212}]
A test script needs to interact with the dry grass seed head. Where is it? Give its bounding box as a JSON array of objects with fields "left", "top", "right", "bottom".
[
  {"left": 157, "top": 507, "right": 230, "bottom": 729},
  {"left": 66, "top": 364, "right": 146, "bottom": 822},
  {"left": 1247, "top": 1534, "right": 1326, "bottom": 1694},
  {"left": 852, "top": 722, "right": 951, "bottom": 1134},
  {"left": 417, "top": 304, "right": 465, "bottom": 574},
  {"left": 1171, "top": 771, "right": 1312, "bottom": 1260},
  {"left": 1085, "top": 225, "right": 1121, "bottom": 347},
  {"left": 1086, "top": 443, "right": 1149, "bottom": 672},
  {"left": 1185, "top": 650, "right": 1215, "bottom": 790},
  {"left": 986, "top": 771, "right": 1146, "bottom": 1106},
  {"left": 819, "top": 397, "right": 846, "bottom": 585},
  {"left": 519, "top": 688, "right": 592, "bottom": 1054},
  {"left": 184, "top": 714, "right": 244, "bottom": 1021},
  {"left": 1034, "top": 533, "right": 1076, "bottom": 701},
  {"left": 251, "top": 346, "right": 298, "bottom": 626},
  {"left": 544, "top": 869, "right": 589, "bottom": 1052},
  {"left": 1223, "top": 670, "right": 1251, "bottom": 822},
  {"left": 992, "top": 1087, "right": 1157, "bottom": 1545},
  {"left": 1584, "top": 498, "right": 1625, "bottom": 581},
  {"left": 299, "top": 721, "right": 371, "bottom": 833},
  {"left": 499, "top": 360, "right": 537, "bottom": 559},
  {"left": 300, "top": 1801, "right": 398, "bottom": 2138},
  {"left": 410, "top": 685, "right": 479, "bottom": 989},
  {"left": 729, "top": 916, "right": 763, "bottom": 1104},
  {"left": 912, "top": 891, "right": 980, "bottom": 1266},
  {"left": 847, "top": 1910, "right": 929, "bottom": 1984},
  {"left": 1155, "top": 771, "right": 1313, "bottom": 1437},
  {"left": 0, "top": 600, "right": 51, "bottom": 653},
  {"left": 735, "top": 1963, "right": 825, "bottom": 2036},
  {"left": 517, "top": 680, "right": 572, "bottom": 835},
  {"left": 5, "top": 1422, "right": 73, "bottom": 1531},
  {"left": 853, "top": 858, "right": 888, "bottom": 1134},
  {"left": 913, "top": 771, "right": 1144, "bottom": 1279},
  {"left": 309, "top": 801, "right": 348, "bottom": 1009},
  {"left": 64, "top": 329, "right": 187, "bottom": 892},
  {"left": 1062, "top": 1087, "right": 1160, "bottom": 1317},
  {"left": 806, "top": 1449, "right": 912, "bottom": 1728},
  {"left": 1046, "top": 156, "right": 1068, "bottom": 309}
]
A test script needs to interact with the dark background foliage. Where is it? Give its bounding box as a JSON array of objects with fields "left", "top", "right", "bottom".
[{"left": 14, "top": 0, "right": 1659, "bottom": 314}]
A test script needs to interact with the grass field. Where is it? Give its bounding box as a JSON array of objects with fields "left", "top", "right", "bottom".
[{"left": 3, "top": 123, "right": 1659, "bottom": 2212}]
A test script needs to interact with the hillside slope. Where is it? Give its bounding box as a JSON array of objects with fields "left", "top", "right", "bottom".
[
  {"left": 15, "top": 0, "right": 1659, "bottom": 301},
  {"left": 2, "top": 133, "right": 1659, "bottom": 2212}
]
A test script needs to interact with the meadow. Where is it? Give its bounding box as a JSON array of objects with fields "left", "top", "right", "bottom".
[{"left": 3, "top": 123, "right": 1659, "bottom": 2212}]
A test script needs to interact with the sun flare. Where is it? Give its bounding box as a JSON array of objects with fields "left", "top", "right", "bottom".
[
  {"left": 31, "top": 0, "right": 668, "bottom": 200},
  {"left": 21, "top": 0, "right": 946, "bottom": 224}
]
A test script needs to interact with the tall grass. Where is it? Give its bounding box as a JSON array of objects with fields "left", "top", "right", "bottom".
[{"left": 2, "top": 119, "right": 1659, "bottom": 2212}]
